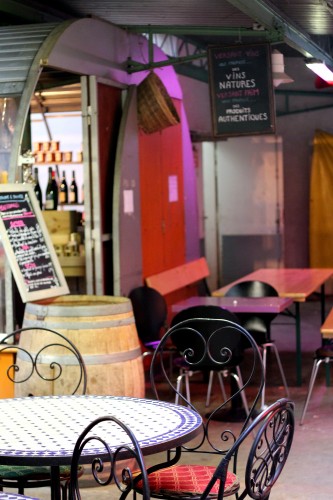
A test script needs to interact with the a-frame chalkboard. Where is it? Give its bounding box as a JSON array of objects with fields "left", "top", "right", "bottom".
[
  {"left": 0, "top": 184, "right": 69, "bottom": 302},
  {"left": 208, "top": 43, "right": 276, "bottom": 137}
]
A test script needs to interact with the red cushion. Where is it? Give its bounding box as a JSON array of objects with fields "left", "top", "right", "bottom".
[{"left": 137, "top": 464, "right": 239, "bottom": 497}]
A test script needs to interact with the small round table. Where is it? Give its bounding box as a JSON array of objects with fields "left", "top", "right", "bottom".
[{"left": 0, "top": 395, "right": 202, "bottom": 500}]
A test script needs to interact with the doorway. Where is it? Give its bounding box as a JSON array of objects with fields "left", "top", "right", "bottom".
[{"left": 202, "top": 135, "right": 284, "bottom": 288}]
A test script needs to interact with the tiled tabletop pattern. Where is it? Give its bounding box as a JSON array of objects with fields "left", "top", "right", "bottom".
[{"left": 0, "top": 395, "right": 202, "bottom": 465}]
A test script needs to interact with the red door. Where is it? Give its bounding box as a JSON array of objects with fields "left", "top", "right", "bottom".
[{"left": 139, "top": 100, "right": 185, "bottom": 278}]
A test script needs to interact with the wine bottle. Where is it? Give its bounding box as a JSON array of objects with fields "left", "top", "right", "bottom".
[
  {"left": 69, "top": 170, "right": 78, "bottom": 204},
  {"left": 59, "top": 170, "right": 68, "bottom": 205},
  {"left": 45, "top": 167, "right": 58, "bottom": 210},
  {"left": 33, "top": 167, "right": 43, "bottom": 210}
]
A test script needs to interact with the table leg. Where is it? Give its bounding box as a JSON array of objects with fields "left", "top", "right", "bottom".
[
  {"left": 51, "top": 466, "right": 61, "bottom": 500},
  {"left": 295, "top": 302, "right": 302, "bottom": 386},
  {"left": 320, "top": 284, "right": 331, "bottom": 386},
  {"left": 320, "top": 284, "right": 326, "bottom": 324}
]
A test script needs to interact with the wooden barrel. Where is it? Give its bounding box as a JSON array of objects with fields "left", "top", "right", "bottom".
[{"left": 20, "top": 295, "right": 145, "bottom": 398}]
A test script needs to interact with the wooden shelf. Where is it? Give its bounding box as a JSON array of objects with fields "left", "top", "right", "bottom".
[{"left": 34, "top": 162, "right": 82, "bottom": 165}]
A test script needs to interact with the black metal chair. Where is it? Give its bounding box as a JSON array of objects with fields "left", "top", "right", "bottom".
[
  {"left": 225, "top": 280, "right": 289, "bottom": 409},
  {"left": 129, "top": 286, "right": 175, "bottom": 374},
  {"left": 198, "top": 398, "right": 295, "bottom": 500},
  {"left": 170, "top": 305, "right": 247, "bottom": 409},
  {"left": 134, "top": 398, "right": 294, "bottom": 499},
  {"left": 129, "top": 286, "right": 168, "bottom": 351},
  {"left": 300, "top": 341, "right": 333, "bottom": 425},
  {"left": 133, "top": 317, "right": 264, "bottom": 499},
  {"left": 0, "top": 327, "right": 87, "bottom": 499},
  {"left": 69, "top": 415, "right": 150, "bottom": 500}
]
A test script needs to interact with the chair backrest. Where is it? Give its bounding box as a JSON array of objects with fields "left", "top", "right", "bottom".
[
  {"left": 201, "top": 398, "right": 295, "bottom": 499},
  {"left": 129, "top": 286, "right": 168, "bottom": 346},
  {"left": 0, "top": 327, "right": 87, "bottom": 396},
  {"left": 150, "top": 317, "right": 264, "bottom": 455},
  {"left": 170, "top": 305, "right": 243, "bottom": 370},
  {"left": 69, "top": 415, "right": 150, "bottom": 500},
  {"left": 225, "top": 280, "right": 279, "bottom": 299},
  {"left": 225, "top": 280, "right": 279, "bottom": 339}
]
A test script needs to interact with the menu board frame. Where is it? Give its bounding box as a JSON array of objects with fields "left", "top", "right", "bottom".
[
  {"left": 208, "top": 43, "right": 276, "bottom": 138},
  {"left": 0, "top": 184, "right": 69, "bottom": 302}
]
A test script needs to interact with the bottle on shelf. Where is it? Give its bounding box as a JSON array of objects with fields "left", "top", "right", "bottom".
[
  {"left": 33, "top": 167, "right": 43, "bottom": 210},
  {"left": 59, "top": 170, "right": 68, "bottom": 205},
  {"left": 45, "top": 166, "right": 58, "bottom": 210},
  {"left": 69, "top": 170, "right": 78, "bottom": 204}
]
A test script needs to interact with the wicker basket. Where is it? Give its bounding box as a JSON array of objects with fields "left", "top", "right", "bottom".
[{"left": 137, "top": 72, "right": 180, "bottom": 134}]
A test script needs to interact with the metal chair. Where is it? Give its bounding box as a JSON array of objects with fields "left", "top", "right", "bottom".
[
  {"left": 300, "top": 341, "right": 333, "bottom": 425},
  {"left": 129, "top": 286, "right": 168, "bottom": 351},
  {"left": 0, "top": 326, "right": 87, "bottom": 499},
  {"left": 170, "top": 305, "right": 247, "bottom": 409},
  {"left": 133, "top": 317, "right": 265, "bottom": 499},
  {"left": 225, "top": 280, "right": 289, "bottom": 409},
  {"left": 69, "top": 415, "right": 150, "bottom": 500},
  {"left": 199, "top": 398, "right": 295, "bottom": 500},
  {"left": 129, "top": 286, "right": 175, "bottom": 373},
  {"left": 135, "top": 398, "right": 295, "bottom": 500}
]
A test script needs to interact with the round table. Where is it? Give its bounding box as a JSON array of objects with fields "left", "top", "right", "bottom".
[{"left": 0, "top": 395, "right": 202, "bottom": 499}]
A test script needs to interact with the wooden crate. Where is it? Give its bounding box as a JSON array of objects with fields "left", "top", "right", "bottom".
[{"left": 42, "top": 210, "right": 77, "bottom": 242}]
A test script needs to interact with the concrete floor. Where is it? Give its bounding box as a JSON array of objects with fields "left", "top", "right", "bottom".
[{"left": 4, "top": 295, "right": 333, "bottom": 499}]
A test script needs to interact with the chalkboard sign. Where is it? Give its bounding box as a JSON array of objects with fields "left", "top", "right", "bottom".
[
  {"left": 208, "top": 43, "right": 276, "bottom": 137},
  {"left": 0, "top": 184, "right": 69, "bottom": 302}
]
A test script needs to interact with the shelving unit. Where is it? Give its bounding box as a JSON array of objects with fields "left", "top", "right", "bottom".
[{"left": 34, "top": 162, "right": 82, "bottom": 165}]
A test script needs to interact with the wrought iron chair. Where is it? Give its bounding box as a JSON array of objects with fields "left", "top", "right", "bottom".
[
  {"left": 198, "top": 398, "right": 295, "bottom": 500},
  {"left": 225, "top": 280, "right": 289, "bottom": 409},
  {"left": 0, "top": 326, "right": 87, "bottom": 499},
  {"left": 170, "top": 305, "right": 247, "bottom": 409},
  {"left": 133, "top": 317, "right": 265, "bottom": 499},
  {"left": 300, "top": 341, "right": 333, "bottom": 425},
  {"left": 135, "top": 398, "right": 294, "bottom": 499},
  {"left": 69, "top": 415, "right": 150, "bottom": 500}
]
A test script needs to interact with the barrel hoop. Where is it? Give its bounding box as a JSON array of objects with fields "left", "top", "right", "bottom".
[
  {"left": 24, "top": 301, "right": 132, "bottom": 319},
  {"left": 16, "top": 347, "right": 142, "bottom": 365},
  {"left": 22, "top": 317, "right": 135, "bottom": 329}
]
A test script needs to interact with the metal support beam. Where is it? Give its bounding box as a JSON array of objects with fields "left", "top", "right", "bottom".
[
  {"left": 127, "top": 52, "right": 206, "bottom": 73},
  {"left": 122, "top": 25, "right": 282, "bottom": 41},
  {"left": 277, "top": 103, "right": 333, "bottom": 116},
  {"left": 227, "top": 0, "right": 333, "bottom": 66}
]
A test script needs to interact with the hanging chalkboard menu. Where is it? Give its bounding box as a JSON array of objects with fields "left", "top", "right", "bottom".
[
  {"left": 0, "top": 184, "right": 69, "bottom": 302},
  {"left": 208, "top": 43, "right": 276, "bottom": 137}
]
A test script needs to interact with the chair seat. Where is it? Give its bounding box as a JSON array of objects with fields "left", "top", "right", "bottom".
[
  {"left": 136, "top": 464, "right": 239, "bottom": 498},
  {"left": 316, "top": 344, "right": 333, "bottom": 358},
  {"left": 0, "top": 464, "right": 82, "bottom": 480}
]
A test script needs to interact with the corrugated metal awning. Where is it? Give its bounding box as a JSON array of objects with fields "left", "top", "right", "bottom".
[{"left": 0, "top": 23, "right": 59, "bottom": 95}]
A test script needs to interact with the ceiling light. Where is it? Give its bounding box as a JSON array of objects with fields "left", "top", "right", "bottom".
[{"left": 305, "top": 58, "right": 333, "bottom": 83}]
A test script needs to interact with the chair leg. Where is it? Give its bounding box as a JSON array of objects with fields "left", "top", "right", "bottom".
[
  {"left": 231, "top": 367, "right": 250, "bottom": 417},
  {"left": 175, "top": 369, "right": 192, "bottom": 405},
  {"left": 205, "top": 370, "right": 214, "bottom": 407},
  {"left": 217, "top": 371, "right": 228, "bottom": 402},
  {"left": 261, "top": 346, "right": 267, "bottom": 410},
  {"left": 261, "top": 342, "right": 289, "bottom": 409},
  {"left": 175, "top": 370, "right": 185, "bottom": 405},
  {"left": 269, "top": 342, "right": 290, "bottom": 397},
  {"left": 300, "top": 357, "right": 327, "bottom": 425},
  {"left": 184, "top": 372, "right": 191, "bottom": 404}
]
